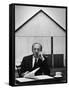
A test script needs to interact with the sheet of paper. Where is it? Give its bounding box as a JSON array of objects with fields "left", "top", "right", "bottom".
[
  {"left": 24, "top": 67, "right": 40, "bottom": 78},
  {"left": 34, "top": 75, "right": 54, "bottom": 80},
  {"left": 16, "top": 77, "right": 35, "bottom": 82},
  {"left": 16, "top": 75, "right": 54, "bottom": 82}
]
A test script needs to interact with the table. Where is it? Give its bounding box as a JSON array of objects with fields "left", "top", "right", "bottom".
[{"left": 15, "top": 75, "right": 66, "bottom": 86}]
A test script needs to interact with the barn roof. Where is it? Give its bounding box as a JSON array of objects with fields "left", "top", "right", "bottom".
[{"left": 15, "top": 9, "right": 66, "bottom": 32}]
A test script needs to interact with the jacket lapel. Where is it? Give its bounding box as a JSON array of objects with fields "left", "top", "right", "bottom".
[{"left": 29, "top": 55, "right": 33, "bottom": 69}]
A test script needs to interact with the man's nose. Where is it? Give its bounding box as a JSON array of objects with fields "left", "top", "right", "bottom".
[{"left": 35, "top": 50, "right": 38, "bottom": 53}]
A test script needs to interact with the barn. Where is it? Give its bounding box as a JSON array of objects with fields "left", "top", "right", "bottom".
[{"left": 15, "top": 10, "right": 66, "bottom": 76}]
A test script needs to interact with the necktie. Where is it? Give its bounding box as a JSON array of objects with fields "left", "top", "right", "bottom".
[{"left": 34, "top": 58, "right": 38, "bottom": 68}]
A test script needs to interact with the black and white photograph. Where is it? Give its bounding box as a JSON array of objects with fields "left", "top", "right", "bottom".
[{"left": 9, "top": 3, "right": 67, "bottom": 86}]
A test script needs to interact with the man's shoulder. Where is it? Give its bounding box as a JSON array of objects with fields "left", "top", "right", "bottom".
[{"left": 23, "top": 54, "right": 33, "bottom": 60}]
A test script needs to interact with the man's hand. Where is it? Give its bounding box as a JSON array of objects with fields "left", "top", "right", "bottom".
[
  {"left": 21, "top": 71, "right": 29, "bottom": 77},
  {"left": 39, "top": 52, "right": 44, "bottom": 61}
]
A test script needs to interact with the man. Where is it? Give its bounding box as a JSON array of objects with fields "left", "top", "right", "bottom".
[{"left": 19, "top": 43, "right": 50, "bottom": 77}]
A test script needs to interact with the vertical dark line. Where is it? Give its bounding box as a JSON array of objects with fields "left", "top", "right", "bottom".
[
  {"left": 66, "top": 7, "right": 67, "bottom": 83},
  {"left": 13, "top": 4, "right": 15, "bottom": 85},
  {"left": 9, "top": 4, "right": 15, "bottom": 86},
  {"left": 51, "top": 36, "right": 53, "bottom": 54},
  {"left": 51, "top": 36, "right": 54, "bottom": 68},
  {"left": 12, "top": 4, "right": 15, "bottom": 85},
  {"left": 9, "top": 4, "right": 12, "bottom": 86}
]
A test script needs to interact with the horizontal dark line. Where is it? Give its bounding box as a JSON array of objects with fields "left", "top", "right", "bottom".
[
  {"left": 15, "top": 36, "right": 65, "bottom": 37},
  {"left": 10, "top": 3, "right": 67, "bottom": 8}
]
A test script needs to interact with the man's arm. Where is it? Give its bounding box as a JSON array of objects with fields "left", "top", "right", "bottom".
[
  {"left": 19, "top": 58, "right": 27, "bottom": 77},
  {"left": 41, "top": 56, "right": 50, "bottom": 75}
]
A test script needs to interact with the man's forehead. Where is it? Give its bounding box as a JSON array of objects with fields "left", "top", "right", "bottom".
[{"left": 33, "top": 44, "right": 41, "bottom": 48}]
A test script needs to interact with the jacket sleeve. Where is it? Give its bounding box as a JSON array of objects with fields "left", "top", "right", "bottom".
[
  {"left": 19, "top": 57, "right": 26, "bottom": 77},
  {"left": 41, "top": 57, "right": 50, "bottom": 75}
]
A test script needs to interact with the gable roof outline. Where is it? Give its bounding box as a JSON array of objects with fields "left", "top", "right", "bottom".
[{"left": 15, "top": 9, "right": 66, "bottom": 33}]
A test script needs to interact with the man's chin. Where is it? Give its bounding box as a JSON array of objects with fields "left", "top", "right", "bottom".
[{"left": 34, "top": 55, "right": 39, "bottom": 58}]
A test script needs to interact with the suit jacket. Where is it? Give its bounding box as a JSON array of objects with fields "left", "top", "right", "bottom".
[{"left": 19, "top": 54, "right": 50, "bottom": 77}]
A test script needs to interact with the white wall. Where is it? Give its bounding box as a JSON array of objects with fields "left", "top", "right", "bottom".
[
  {"left": 15, "top": 11, "right": 66, "bottom": 66},
  {"left": 53, "top": 36, "right": 66, "bottom": 66},
  {"left": 16, "top": 12, "right": 65, "bottom": 37},
  {"left": 15, "top": 5, "right": 66, "bottom": 30}
]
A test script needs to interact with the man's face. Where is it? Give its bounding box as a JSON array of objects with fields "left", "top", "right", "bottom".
[{"left": 32, "top": 44, "right": 41, "bottom": 58}]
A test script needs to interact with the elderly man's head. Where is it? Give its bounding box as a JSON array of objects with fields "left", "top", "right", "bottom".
[{"left": 32, "top": 43, "right": 42, "bottom": 58}]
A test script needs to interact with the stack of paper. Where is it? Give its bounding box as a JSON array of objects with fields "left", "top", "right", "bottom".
[
  {"left": 16, "top": 78, "right": 35, "bottom": 82},
  {"left": 16, "top": 67, "right": 54, "bottom": 82},
  {"left": 16, "top": 75, "right": 53, "bottom": 82},
  {"left": 34, "top": 75, "right": 53, "bottom": 80}
]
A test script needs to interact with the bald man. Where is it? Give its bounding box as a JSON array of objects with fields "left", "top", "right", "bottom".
[{"left": 19, "top": 43, "right": 50, "bottom": 77}]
